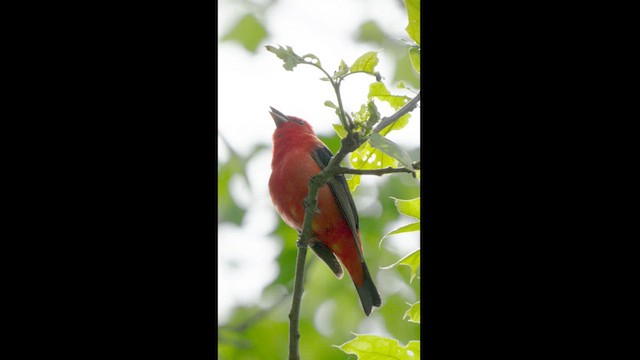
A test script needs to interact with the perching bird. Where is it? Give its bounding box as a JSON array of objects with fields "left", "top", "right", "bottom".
[{"left": 268, "top": 107, "right": 381, "bottom": 316}]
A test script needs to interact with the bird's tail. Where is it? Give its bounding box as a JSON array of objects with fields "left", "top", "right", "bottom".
[{"left": 354, "top": 262, "right": 382, "bottom": 316}]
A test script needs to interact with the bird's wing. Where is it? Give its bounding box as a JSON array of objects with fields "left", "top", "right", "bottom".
[
  {"left": 309, "top": 240, "right": 343, "bottom": 279},
  {"left": 310, "top": 145, "right": 364, "bottom": 263}
]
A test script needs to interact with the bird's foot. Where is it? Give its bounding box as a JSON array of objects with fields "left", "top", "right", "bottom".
[{"left": 296, "top": 235, "right": 315, "bottom": 248}]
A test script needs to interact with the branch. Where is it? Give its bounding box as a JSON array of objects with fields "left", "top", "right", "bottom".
[
  {"left": 288, "top": 137, "right": 358, "bottom": 360},
  {"left": 373, "top": 91, "right": 421, "bottom": 133},
  {"left": 288, "top": 92, "right": 420, "bottom": 360},
  {"left": 298, "top": 138, "right": 358, "bottom": 245},
  {"left": 307, "top": 63, "right": 352, "bottom": 131},
  {"left": 288, "top": 243, "right": 307, "bottom": 360},
  {"left": 337, "top": 166, "right": 414, "bottom": 176}
]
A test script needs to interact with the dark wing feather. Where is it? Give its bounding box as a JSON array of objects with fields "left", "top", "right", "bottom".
[
  {"left": 310, "top": 240, "right": 343, "bottom": 278},
  {"left": 310, "top": 145, "right": 363, "bottom": 263}
]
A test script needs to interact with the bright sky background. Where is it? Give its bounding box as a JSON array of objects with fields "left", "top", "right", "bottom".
[{"left": 218, "top": 0, "right": 420, "bottom": 325}]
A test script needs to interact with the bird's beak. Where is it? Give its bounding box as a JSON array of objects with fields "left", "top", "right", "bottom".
[{"left": 269, "top": 107, "right": 289, "bottom": 126}]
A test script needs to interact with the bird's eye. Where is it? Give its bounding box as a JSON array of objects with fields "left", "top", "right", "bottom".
[{"left": 293, "top": 119, "right": 305, "bottom": 125}]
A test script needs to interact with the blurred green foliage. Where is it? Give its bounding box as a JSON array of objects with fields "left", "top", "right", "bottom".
[
  {"left": 217, "top": 137, "right": 267, "bottom": 225},
  {"left": 221, "top": 14, "right": 268, "bottom": 53},
  {"left": 354, "top": 19, "right": 420, "bottom": 88},
  {"left": 218, "top": 0, "right": 421, "bottom": 358}
]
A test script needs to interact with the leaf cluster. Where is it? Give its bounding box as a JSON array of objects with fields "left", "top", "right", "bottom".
[{"left": 265, "top": 42, "right": 422, "bottom": 356}]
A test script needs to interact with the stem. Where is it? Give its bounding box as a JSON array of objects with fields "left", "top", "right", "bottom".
[
  {"left": 310, "top": 63, "right": 352, "bottom": 131},
  {"left": 337, "top": 166, "right": 414, "bottom": 176},
  {"left": 340, "top": 70, "right": 378, "bottom": 81},
  {"left": 288, "top": 245, "right": 308, "bottom": 360},
  {"left": 332, "top": 79, "right": 353, "bottom": 130},
  {"left": 373, "top": 91, "right": 421, "bottom": 133}
]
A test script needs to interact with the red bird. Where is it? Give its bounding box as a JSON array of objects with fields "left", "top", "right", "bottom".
[{"left": 268, "top": 107, "right": 381, "bottom": 316}]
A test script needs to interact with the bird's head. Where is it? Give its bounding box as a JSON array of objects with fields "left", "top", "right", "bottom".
[{"left": 269, "top": 107, "right": 315, "bottom": 135}]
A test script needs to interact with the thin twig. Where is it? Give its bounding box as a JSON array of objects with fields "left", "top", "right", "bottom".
[
  {"left": 373, "top": 91, "right": 421, "bottom": 133},
  {"left": 337, "top": 166, "right": 414, "bottom": 176},
  {"left": 288, "top": 245, "right": 307, "bottom": 360},
  {"left": 309, "top": 63, "right": 352, "bottom": 131}
]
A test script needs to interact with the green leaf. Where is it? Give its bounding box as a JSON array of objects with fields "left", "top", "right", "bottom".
[
  {"left": 351, "top": 101, "right": 380, "bottom": 133},
  {"left": 379, "top": 221, "right": 420, "bottom": 246},
  {"left": 348, "top": 140, "right": 397, "bottom": 193},
  {"left": 334, "top": 59, "right": 349, "bottom": 78},
  {"left": 325, "top": 100, "right": 344, "bottom": 122},
  {"left": 351, "top": 103, "right": 369, "bottom": 127},
  {"left": 324, "top": 100, "right": 338, "bottom": 110},
  {"left": 409, "top": 46, "right": 420, "bottom": 74},
  {"left": 336, "top": 334, "right": 420, "bottom": 360},
  {"left": 347, "top": 174, "right": 361, "bottom": 192},
  {"left": 368, "top": 82, "right": 412, "bottom": 135},
  {"left": 265, "top": 45, "right": 305, "bottom": 71},
  {"left": 332, "top": 124, "right": 347, "bottom": 139},
  {"left": 381, "top": 249, "right": 420, "bottom": 283},
  {"left": 368, "top": 133, "right": 414, "bottom": 169},
  {"left": 404, "top": 0, "right": 421, "bottom": 45},
  {"left": 351, "top": 51, "right": 379, "bottom": 74},
  {"left": 404, "top": 301, "right": 421, "bottom": 324},
  {"left": 365, "top": 101, "right": 381, "bottom": 130},
  {"left": 379, "top": 114, "right": 411, "bottom": 136},
  {"left": 350, "top": 141, "right": 398, "bottom": 171},
  {"left": 368, "top": 82, "right": 410, "bottom": 111},
  {"left": 221, "top": 14, "right": 268, "bottom": 53},
  {"left": 391, "top": 197, "right": 420, "bottom": 220},
  {"left": 388, "top": 222, "right": 421, "bottom": 235},
  {"left": 302, "top": 53, "right": 322, "bottom": 67}
]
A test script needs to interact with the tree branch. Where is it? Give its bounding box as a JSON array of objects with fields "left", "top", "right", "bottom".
[
  {"left": 337, "top": 166, "right": 414, "bottom": 176},
  {"left": 288, "top": 137, "right": 358, "bottom": 360},
  {"left": 373, "top": 91, "right": 421, "bottom": 133},
  {"left": 288, "top": 92, "right": 420, "bottom": 360},
  {"left": 288, "top": 243, "right": 307, "bottom": 360}
]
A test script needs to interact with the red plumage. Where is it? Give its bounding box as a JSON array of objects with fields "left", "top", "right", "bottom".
[{"left": 268, "top": 107, "right": 381, "bottom": 316}]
